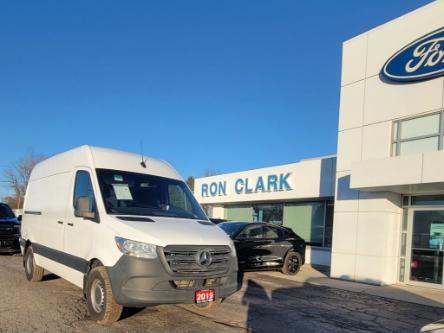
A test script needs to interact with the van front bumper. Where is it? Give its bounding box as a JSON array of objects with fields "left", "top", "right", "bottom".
[{"left": 106, "top": 254, "right": 240, "bottom": 307}]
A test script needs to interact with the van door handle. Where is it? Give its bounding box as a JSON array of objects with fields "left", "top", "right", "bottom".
[
  {"left": 67, "top": 223, "right": 74, "bottom": 227},
  {"left": 57, "top": 221, "right": 64, "bottom": 225}
]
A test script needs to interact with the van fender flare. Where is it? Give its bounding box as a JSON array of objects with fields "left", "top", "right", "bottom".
[{"left": 83, "top": 258, "right": 104, "bottom": 294}]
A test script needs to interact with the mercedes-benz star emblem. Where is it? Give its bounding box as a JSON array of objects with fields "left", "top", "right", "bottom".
[{"left": 197, "top": 250, "right": 212, "bottom": 267}]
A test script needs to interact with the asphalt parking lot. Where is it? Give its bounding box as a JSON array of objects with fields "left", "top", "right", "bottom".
[{"left": 1, "top": 255, "right": 444, "bottom": 333}]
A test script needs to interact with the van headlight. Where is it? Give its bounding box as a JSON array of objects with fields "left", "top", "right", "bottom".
[{"left": 115, "top": 237, "right": 158, "bottom": 259}]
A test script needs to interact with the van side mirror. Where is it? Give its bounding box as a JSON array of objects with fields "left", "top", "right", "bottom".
[
  {"left": 17, "top": 215, "right": 22, "bottom": 222},
  {"left": 75, "top": 196, "right": 96, "bottom": 219}
]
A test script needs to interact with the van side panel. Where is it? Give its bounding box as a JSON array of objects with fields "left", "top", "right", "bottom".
[
  {"left": 34, "top": 255, "right": 68, "bottom": 282},
  {"left": 60, "top": 262, "right": 84, "bottom": 288},
  {"left": 23, "top": 172, "right": 71, "bottom": 271}
]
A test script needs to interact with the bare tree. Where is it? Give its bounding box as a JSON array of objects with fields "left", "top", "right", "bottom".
[
  {"left": 185, "top": 176, "right": 195, "bottom": 192},
  {"left": 202, "top": 168, "right": 220, "bottom": 177},
  {"left": 200, "top": 169, "right": 221, "bottom": 218},
  {"left": 2, "top": 196, "right": 19, "bottom": 209},
  {"left": 2, "top": 150, "right": 46, "bottom": 209}
]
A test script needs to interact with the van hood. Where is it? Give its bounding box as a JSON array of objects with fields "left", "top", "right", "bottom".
[{"left": 106, "top": 215, "right": 232, "bottom": 248}]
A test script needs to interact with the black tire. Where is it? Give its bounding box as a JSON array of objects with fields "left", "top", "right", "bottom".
[
  {"left": 192, "top": 299, "right": 222, "bottom": 311},
  {"left": 86, "top": 266, "right": 123, "bottom": 326},
  {"left": 281, "top": 252, "right": 302, "bottom": 276},
  {"left": 24, "top": 246, "right": 44, "bottom": 282}
]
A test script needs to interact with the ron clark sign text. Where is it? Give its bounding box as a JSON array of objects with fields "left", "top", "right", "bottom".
[{"left": 201, "top": 173, "right": 292, "bottom": 197}]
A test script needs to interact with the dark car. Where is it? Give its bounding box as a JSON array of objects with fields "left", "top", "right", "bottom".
[
  {"left": 0, "top": 203, "right": 21, "bottom": 253},
  {"left": 218, "top": 221, "right": 305, "bottom": 275},
  {"left": 209, "top": 218, "right": 227, "bottom": 225}
]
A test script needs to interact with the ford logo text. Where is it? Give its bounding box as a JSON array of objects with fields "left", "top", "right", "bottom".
[{"left": 382, "top": 27, "right": 444, "bottom": 82}]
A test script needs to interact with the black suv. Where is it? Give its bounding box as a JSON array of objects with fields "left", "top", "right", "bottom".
[
  {"left": 0, "top": 203, "right": 21, "bottom": 253},
  {"left": 218, "top": 222, "right": 306, "bottom": 275}
]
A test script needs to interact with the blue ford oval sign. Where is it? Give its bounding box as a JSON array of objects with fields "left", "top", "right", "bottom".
[{"left": 382, "top": 27, "right": 444, "bottom": 82}]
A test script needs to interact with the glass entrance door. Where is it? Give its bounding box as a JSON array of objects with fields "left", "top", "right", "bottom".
[{"left": 408, "top": 210, "right": 444, "bottom": 285}]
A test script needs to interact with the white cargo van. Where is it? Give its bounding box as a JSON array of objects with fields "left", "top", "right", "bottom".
[{"left": 21, "top": 146, "right": 239, "bottom": 325}]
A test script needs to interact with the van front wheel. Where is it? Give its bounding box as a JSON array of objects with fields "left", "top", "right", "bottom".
[
  {"left": 86, "top": 266, "right": 123, "bottom": 325},
  {"left": 24, "top": 246, "right": 44, "bottom": 282}
]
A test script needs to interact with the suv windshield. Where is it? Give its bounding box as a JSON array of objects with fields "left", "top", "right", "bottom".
[
  {"left": 96, "top": 169, "right": 207, "bottom": 220},
  {"left": 218, "top": 222, "right": 247, "bottom": 238},
  {"left": 0, "top": 204, "right": 15, "bottom": 219}
]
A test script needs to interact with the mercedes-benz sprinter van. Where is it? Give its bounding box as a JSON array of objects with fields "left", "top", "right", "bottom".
[{"left": 21, "top": 146, "right": 239, "bottom": 325}]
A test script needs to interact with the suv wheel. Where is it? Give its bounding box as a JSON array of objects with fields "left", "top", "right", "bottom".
[
  {"left": 86, "top": 266, "right": 123, "bottom": 325},
  {"left": 281, "top": 252, "right": 302, "bottom": 276},
  {"left": 24, "top": 246, "right": 44, "bottom": 282}
]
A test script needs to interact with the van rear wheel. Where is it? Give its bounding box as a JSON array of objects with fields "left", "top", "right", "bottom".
[
  {"left": 24, "top": 246, "right": 44, "bottom": 282},
  {"left": 86, "top": 266, "right": 123, "bottom": 326}
]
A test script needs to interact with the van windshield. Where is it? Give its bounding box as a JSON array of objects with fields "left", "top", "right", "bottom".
[{"left": 96, "top": 169, "right": 207, "bottom": 220}]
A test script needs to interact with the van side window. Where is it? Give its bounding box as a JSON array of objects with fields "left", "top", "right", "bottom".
[{"left": 73, "top": 171, "right": 96, "bottom": 213}]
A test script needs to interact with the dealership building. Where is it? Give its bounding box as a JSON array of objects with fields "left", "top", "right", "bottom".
[{"left": 195, "top": 1, "right": 444, "bottom": 289}]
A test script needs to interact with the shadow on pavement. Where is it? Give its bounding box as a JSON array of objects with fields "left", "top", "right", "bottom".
[
  {"left": 120, "top": 307, "right": 145, "bottom": 320},
  {"left": 42, "top": 273, "right": 61, "bottom": 281},
  {"left": 242, "top": 280, "right": 270, "bottom": 333},
  {"left": 240, "top": 272, "right": 444, "bottom": 333}
]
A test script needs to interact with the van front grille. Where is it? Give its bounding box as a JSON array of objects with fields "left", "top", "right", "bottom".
[{"left": 163, "top": 245, "right": 231, "bottom": 275}]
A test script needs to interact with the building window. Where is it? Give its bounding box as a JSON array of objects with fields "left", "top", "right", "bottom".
[
  {"left": 402, "top": 195, "right": 444, "bottom": 206},
  {"left": 224, "top": 200, "right": 334, "bottom": 248},
  {"left": 399, "top": 208, "right": 408, "bottom": 283},
  {"left": 252, "top": 204, "right": 283, "bottom": 225},
  {"left": 323, "top": 201, "right": 334, "bottom": 248},
  {"left": 392, "top": 112, "right": 443, "bottom": 156},
  {"left": 283, "top": 200, "right": 334, "bottom": 248},
  {"left": 225, "top": 205, "right": 253, "bottom": 222}
]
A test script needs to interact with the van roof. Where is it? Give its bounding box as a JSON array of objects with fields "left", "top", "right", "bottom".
[{"left": 30, "top": 145, "right": 182, "bottom": 181}]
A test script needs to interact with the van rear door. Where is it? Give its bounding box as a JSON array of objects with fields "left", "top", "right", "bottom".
[{"left": 25, "top": 174, "right": 67, "bottom": 254}]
